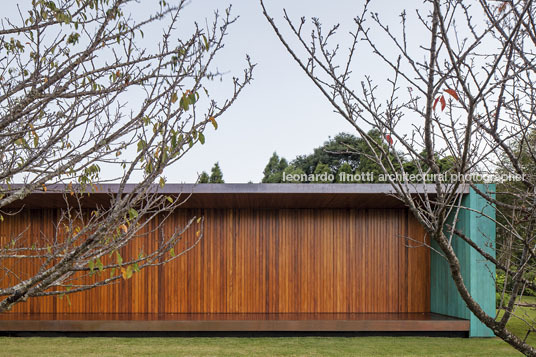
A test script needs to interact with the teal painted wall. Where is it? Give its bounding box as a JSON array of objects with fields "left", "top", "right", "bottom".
[{"left": 430, "top": 184, "right": 496, "bottom": 337}]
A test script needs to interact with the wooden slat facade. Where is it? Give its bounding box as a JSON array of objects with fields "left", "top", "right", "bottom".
[{"left": 1, "top": 207, "right": 430, "bottom": 316}]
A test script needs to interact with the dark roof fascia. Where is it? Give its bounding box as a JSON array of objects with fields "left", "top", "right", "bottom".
[{"left": 5, "top": 183, "right": 469, "bottom": 195}]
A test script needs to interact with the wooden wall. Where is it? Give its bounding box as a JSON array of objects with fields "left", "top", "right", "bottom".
[{"left": 1, "top": 208, "right": 430, "bottom": 315}]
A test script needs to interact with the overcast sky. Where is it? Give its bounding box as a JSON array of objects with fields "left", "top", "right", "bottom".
[
  {"left": 5, "top": 0, "right": 419, "bottom": 183},
  {"left": 170, "top": 0, "right": 364, "bottom": 183},
  {"left": 167, "top": 0, "right": 417, "bottom": 183}
]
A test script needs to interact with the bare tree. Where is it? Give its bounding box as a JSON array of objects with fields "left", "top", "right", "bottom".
[
  {"left": 0, "top": 0, "right": 253, "bottom": 313},
  {"left": 262, "top": 0, "right": 536, "bottom": 354}
]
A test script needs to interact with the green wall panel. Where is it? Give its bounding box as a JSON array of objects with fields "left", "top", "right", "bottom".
[{"left": 431, "top": 184, "right": 496, "bottom": 337}]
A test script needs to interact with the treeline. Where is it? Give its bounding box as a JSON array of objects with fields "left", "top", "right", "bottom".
[
  {"left": 198, "top": 162, "right": 225, "bottom": 183},
  {"left": 197, "top": 131, "right": 455, "bottom": 184},
  {"left": 261, "top": 130, "right": 454, "bottom": 183}
]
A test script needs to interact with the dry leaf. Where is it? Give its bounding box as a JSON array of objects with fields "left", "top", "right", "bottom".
[
  {"left": 433, "top": 96, "right": 440, "bottom": 111},
  {"left": 444, "top": 88, "right": 459, "bottom": 101},
  {"left": 119, "top": 224, "right": 128, "bottom": 234},
  {"left": 440, "top": 96, "right": 446, "bottom": 111}
]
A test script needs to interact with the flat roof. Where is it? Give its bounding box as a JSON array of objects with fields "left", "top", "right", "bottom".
[{"left": 4, "top": 183, "right": 469, "bottom": 209}]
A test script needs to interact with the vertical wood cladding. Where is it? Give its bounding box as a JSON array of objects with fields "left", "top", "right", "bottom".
[{"left": 1, "top": 208, "right": 430, "bottom": 314}]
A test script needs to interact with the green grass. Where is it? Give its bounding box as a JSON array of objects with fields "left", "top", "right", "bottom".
[
  {"left": 0, "top": 335, "right": 521, "bottom": 357},
  {"left": 2, "top": 301, "right": 536, "bottom": 356},
  {"left": 497, "top": 295, "right": 536, "bottom": 347}
]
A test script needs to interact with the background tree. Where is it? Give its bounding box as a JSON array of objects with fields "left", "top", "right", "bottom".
[
  {"left": 0, "top": 0, "right": 253, "bottom": 313},
  {"left": 311, "top": 162, "right": 332, "bottom": 183},
  {"left": 198, "top": 172, "right": 210, "bottom": 183},
  {"left": 495, "top": 130, "right": 536, "bottom": 309},
  {"left": 261, "top": 131, "right": 377, "bottom": 183},
  {"left": 209, "top": 162, "right": 225, "bottom": 183},
  {"left": 282, "top": 165, "right": 305, "bottom": 182},
  {"left": 291, "top": 132, "right": 362, "bottom": 178},
  {"left": 262, "top": 152, "right": 288, "bottom": 183},
  {"left": 336, "top": 162, "right": 355, "bottom": 182},
  {"left": 262, "top": 130, "right": 452, "bottom": 183},
  {"left": 262, "top": 0, "right": 536, "bottom": 353}
]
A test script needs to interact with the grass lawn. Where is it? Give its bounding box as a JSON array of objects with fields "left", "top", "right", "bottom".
[
  {"left": 1, "top": 301, "right": 535, "bottom": 356},
  {"left": 0, "top": 335, "right": 522, "bottom": 357}
]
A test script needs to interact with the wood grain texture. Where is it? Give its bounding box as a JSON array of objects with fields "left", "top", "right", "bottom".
[{"left": 1, "top": 208, "right": 430, "bottom": 315}]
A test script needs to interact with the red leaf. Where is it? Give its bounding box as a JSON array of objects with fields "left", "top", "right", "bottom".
[
  {"left": 444, "top": 88, "right": 459, "bottom": 101},
  {"left": 499, "top": 2, "right": 508, "bottom": 13},
  {"left": 433, "top": 97, "right": 440, "bottom": 111},
  {"left": 440, "top": 96, "right": 446, "bottom": 111},
  {"left": 385, "top": 134, "right": 394, "bottom": 145}
]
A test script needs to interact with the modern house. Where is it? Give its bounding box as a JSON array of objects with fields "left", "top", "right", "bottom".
[{"left": 0, "top": 184, "right": 495, "bottom": 336}]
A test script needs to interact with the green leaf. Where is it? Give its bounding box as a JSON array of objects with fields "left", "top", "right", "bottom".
[
  {"left": 171, "top": 92, "right": 178, "bottom": 104},
  {"left": 137, "top": 140, "right": 146, "bottom": 153},
  {"left": 96, "top": 257, "right": 104, "bottom": 272},
  {"left": 188, "top": 92, "right": 197, "bottom": 104},
  {"left": 159, "top": 177, "right": 166, "bottom": 188},
  {"left": 88, "top": 259, "right": 95, "bottom": 274},
  {"left": 145, "top": 161, "right": 153, "bottom": 174},
  {"left": 126, "top": 265, "right": 133, "bottom": 279},
  {"left": 116, "top": 251, "right": 123, "bottom": 266},
  {"left": 179, "top": 96, "right": 189, "bottom": 111},
  {"left": 165, "top": 195, "right": 173, "bottom": 204},
  {"left": 128, "top": 208, "right": 138, "bottom": 220},
  {"left": 67, "top": 32, "right": 80, "bottom": 45},
  {"left": 198, "top": 132, "right": 205, "bottom": 145},
  {"left": 170, "top": 247, "right": 175, "bottom": 257},
  {"left": 202, "top": 35, "right": 209, "bottom": 51}
]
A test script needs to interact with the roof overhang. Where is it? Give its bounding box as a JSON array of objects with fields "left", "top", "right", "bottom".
[{"left": 4, "top": 183, "right": 469, "bottom": 209}]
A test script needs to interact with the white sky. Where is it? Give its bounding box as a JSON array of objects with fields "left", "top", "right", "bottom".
[
  {"left": 163, "top": 0, "right": 413, "bottom": 183},
  {"left": 4, "top": 0, "right": 425, "bottom": 183}
]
